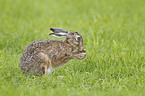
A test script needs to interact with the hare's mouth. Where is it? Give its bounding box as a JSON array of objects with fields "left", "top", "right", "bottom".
[{"left": 80, "top": 49, "right": 86, "bottom": 53}]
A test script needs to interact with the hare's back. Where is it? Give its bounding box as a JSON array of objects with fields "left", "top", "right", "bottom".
[
  {"left": 21, "top": 40, "right": 61, "bottom": 61},
  {"left": 24, "top": 39, "right": 63, "bottom": 53}
]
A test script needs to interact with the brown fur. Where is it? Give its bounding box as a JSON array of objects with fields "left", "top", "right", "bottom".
[{"left": 20, "top": 31, "right": 86, "bottom": 75}]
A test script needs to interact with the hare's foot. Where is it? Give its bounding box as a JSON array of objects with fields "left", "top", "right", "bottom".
[
  {"left": 45, "top": 67, "right": 52, "bottom": 75},
  {"left": 44, "top": 66, "right": 53, "bottom": 75},
  {"left": 73, "top": 49, "right": 86, "bottom": 60},
  {"left": 76, "top": 52, "right": 86, "bottom": 60}
]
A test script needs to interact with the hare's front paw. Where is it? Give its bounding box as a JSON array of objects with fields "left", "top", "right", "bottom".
[
  {"left": 72, "top": 49, "right": 86, "bottom": 60},
  {"left": 76, "top": 52, "right": 86, "bottom": 60}
]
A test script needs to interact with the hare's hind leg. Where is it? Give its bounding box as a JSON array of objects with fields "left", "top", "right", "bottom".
[{"left": 38, "top": 52, "right": 52, "bottom": 75}]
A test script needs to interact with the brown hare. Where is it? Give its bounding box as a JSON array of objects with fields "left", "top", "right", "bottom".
[{"left": 20, "top": 28, "right": 86, "bottom": 75}]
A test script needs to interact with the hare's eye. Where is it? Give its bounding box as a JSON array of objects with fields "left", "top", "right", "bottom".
[{"left": 77, "top": 37, "right": 81, "bottom": 41}]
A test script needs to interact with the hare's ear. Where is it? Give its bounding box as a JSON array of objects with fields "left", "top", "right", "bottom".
[
  {"left": 49, "top": 32, "right": 68, "bottom": 37},
  {"left": 50, "top": 28, "right": 68, "bottom": 33}
]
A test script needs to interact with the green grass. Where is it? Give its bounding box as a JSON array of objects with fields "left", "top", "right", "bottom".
[{"left": 0, "top": 0, "right": 145, "bottom": 96}]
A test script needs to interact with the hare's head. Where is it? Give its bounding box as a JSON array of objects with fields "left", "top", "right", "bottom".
[{"left": 49, "top": 28, "right": 84, "bottom": 51}]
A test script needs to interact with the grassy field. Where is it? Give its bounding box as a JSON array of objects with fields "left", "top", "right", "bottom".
[{"left": 0, "top": 0, "right": 145, "bottom": 95}]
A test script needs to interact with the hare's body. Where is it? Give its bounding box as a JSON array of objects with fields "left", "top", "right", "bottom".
[
  {"left": 20, "top": 28, "right": 86, "bottom": 75},
  {"left": 20, "top": 39, "right": 75, "bottom": 75}
]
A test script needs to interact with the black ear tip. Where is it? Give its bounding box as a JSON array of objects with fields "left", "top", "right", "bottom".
[
  {"left": 50, "top": 28, "right": 54, "bottom": 31},
  {"left": 49, "top": 33, "right": 54, "bottom": 36},
  {"left": 75, "top": 31, "right": 79, "bottom": 34}
]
